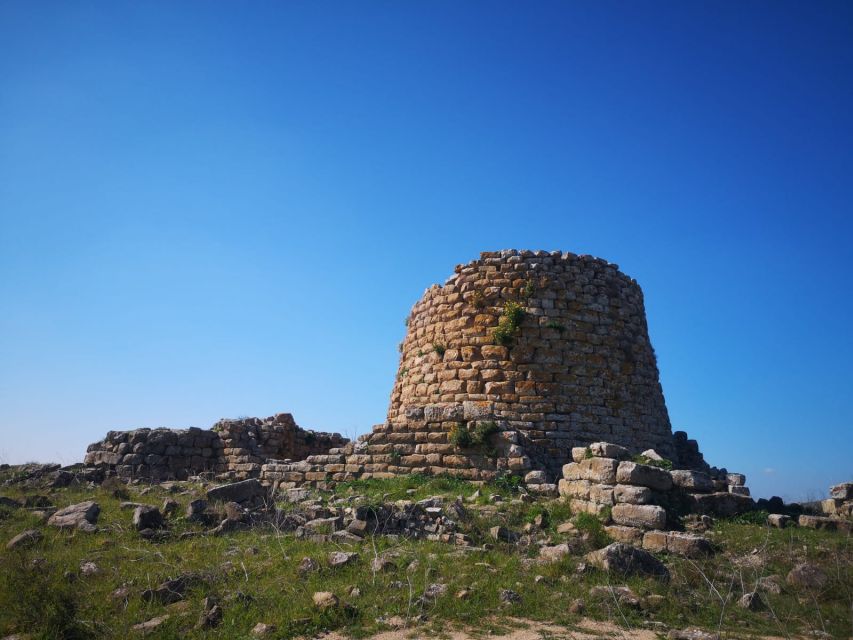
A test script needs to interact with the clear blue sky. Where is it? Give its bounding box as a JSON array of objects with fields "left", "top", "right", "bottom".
[{"left": 1, "top": 1, "right": 851, "bottom": 501}]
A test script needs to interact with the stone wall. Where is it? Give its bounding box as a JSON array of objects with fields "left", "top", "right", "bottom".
[{"left": 84, "top": 413, "right": 348, "bottom": 482}]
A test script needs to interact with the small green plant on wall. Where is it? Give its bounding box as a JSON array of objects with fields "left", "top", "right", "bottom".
[
  {"left": 492, "top": 301, "right": 525, "bottom": 346},
  {"left": 432, "top": 342, "right": 446, "bottom": 357}
]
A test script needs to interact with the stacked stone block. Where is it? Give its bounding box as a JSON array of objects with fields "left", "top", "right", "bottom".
[
  {"left": 84, "top": 413, "right": 348, "bottom": 482},
  {"left": 558, "top": 441, "right": 752, "bottom": 554}
]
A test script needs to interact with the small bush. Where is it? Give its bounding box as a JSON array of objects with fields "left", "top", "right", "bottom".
[
  {"left": 522, "top": 279, "right": 535, "bottom": 300},
  {"left": 470, "top": 420, "right": 499, "bottom": 445},
  {"left": 729, "top": 509, "right": 770, "bottom": 525},
  {"left": 433, "top": 342, "right": 446, "bottom": 357},
  {"left": 492, "top": 473, "right": 523, "bottom": 493},
  {"left": 388, "top": 450, "right": 402, "bottom": 466},
  {"left": 492, "top": 301, "right": 525, "bottom": 346},
  {"left": 573, "top": 511, "right": 610, "bottom": 547},
  {"left": 471, "top": 290, "right": 486, "bottom": 309},
  {"left": 449, "top": 423, "right": 472, "bottom": 448},
  {"left": 545, "top": 321, "right": 565, "bottom": 332}
]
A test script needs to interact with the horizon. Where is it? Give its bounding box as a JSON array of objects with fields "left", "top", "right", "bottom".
[{"left": 2, "top": 2, "right": 852, "bottom": 503}]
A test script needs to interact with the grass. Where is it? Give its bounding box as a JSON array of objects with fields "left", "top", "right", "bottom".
[{"left": 0, "top": 470, "right": 851, "bottom": 639}]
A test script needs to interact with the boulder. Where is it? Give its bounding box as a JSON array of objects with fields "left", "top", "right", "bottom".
[
  {"left": 312, "top": 591, "right": 339, "bottom": 609},
  {"left": 47, "top": 500, "right": 100, "bottom": 529},
  {"left": 798, "top": 515, "right": 851, "bottom": 533},
  {"left": 524, "top": 470, "right": 547, "bottom": 484},
  {"left": 584, "top": 543, "right": 669, "bottom": 580},
  {"left": 767, "top": 514, "right": 791, "bottom": 528},
  {"left": 132, "top": 505, "right": 164, "bottom": 531},
  {"left": 616, "top": 462, "right": 672, "bottom": 491},
  {"left": 328, "top": 551, "right": 358, "bottom": 568},
  {"left": 6, "top": 529, "right": 42, "bottom": 550},
  {"left": 206, "top": 479, "right": 264, "bottom": 504},
  {"left": 611, "top": 503, "right": 667, "bottom": 530},
  {"left": 538, "top": 543, "right": 571, "bottom": 562},
  {"left": 786, "top": 562, "right": 828, "bottom": 590}
]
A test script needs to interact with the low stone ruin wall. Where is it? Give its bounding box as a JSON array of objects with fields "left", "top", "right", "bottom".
[
  {"left": 84, "top": 413, "right": 348, "bottom": 482},
  {"left": 557, "top": 441, "right": 753, "bottom": 540}
]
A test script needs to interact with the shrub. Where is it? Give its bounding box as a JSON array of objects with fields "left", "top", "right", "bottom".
[
  {"left": 492, "top": 301, "right": 525, "bottom": 346},
  {"left": 545, "top": 321, "right": 565, "bottom": 332},
  {"left": 522, "top": 279, "right": 535, "bottom": 300},
  {"left": 493, "top": 472, "right": 523, "bottom": 493},
  {"left": 470, "top": 420, "right": 499, "bottom": 446},
  {"left": 471, "top": 290, "right": 486, "bottom": 309},
  {"left": 433, "top": 342, "right": 446, "bottom": 357},
  {"left": 449, "top": 423, "right": 472, "bottom": 448}
]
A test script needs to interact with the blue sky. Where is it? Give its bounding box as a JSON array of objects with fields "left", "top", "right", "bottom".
[{"left": 1, "top": 1, "right": 851, "bottom": 501}]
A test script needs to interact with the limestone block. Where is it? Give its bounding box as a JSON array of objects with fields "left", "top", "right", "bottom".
[
  {"left": 726, "top": 473, "right": 746, "bottom": 486},
  {"left": 670, "top": 470, "right": 713, "bottom": 492},
  {"left": 562, "top": 458, "right": 618, "bottom": 484},
  {"left": 589, "top": 442, "right": 631, "bottom": 460},
  {"left": 616, "top": 461, "right": 672, "bottom": 491},
  {"left": 569, "top": 498, "right": 611, "bottom": 517},
  {"left": 689, "top": 492, "right": 753, "bottom": 517},
  {"left": 613, "top": 484, "right": 653, "bottom": 505},
  {"left": 558, "top": 479, "right": 591, "bottom": 499},
  {"left": 604, "top": 525, "right": 644, "bottom": 545},
  {"left": 611, "top": 503, "right": 666, "bottom": 530}
]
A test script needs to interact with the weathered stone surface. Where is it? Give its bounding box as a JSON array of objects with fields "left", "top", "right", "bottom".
[
  {"left": 613, "top": 484, "right": 652, "bottom": 505},
  {"left": 642, "top": 531, "right": 712, "bottom": 557},
  {"left": 48, "top": 500, "right": 100, "bottom": 529},
  {"left": 6, "top": 529, "right": 42, "bottom": 550},
  {"left": 670, "top": 470, "right": 713, "bottom": 492},
  {"left": 668, "top": 630, "right": 719, "bottom": 640},
  {"left": 798, "top": 515, "right": 851, "bottom": 533},
  {"left": 207, "top": 479, "right": 264, "bottom": 504},
  {"left": 689, "top": 492, "right": 753, "bottom": 517},
  {"left": 588, "top": 442, "right": 631, "bottom": 460},
  {"left": 313, "top": 591, "right": 339, "bottom": 609},
  {"left": 328, "top": 551, "right": 358, "bottom": 568},
  {"left": 132, "top": 614, "right": 170, "bottom": 633},
  {"left": 563, "top": 458, "right": 618, "bottom": 484},
  {"left": 767, "top": 514, "right": 791, "bottom": 528},
  {"left": 604, "top": 525, "right": 644, "bottom": 545},
  {"left": 132, "top": 505, "right": 163, "bottom": 531},
  {"left": 616, "top": 461, "right": 672, "bottom": 491},
  {"left": 829, "top": 481, "right": 853, "bottom": 500},
  {"left": 611, "top": 504, "right": 667, "bottom": 530},
  {"left": 584, "top": 542, "right": 669, "bottom": 580},
  {"left": 538, "top": 543, "right": 571, "bottom": 562},
  {"left": 786, "top": 563, "right": 828, "bottom": 590}
]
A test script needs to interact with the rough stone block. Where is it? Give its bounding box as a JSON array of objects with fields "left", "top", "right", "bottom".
[
  {"left": 616, "top": 461, "right": 672, "bottom": 491},
  {"left": 613, "top": 484, "right": 653, "bottom": 504},
  {"left": 611, "top": 503, "right": 667, "bottom": 530},
  {"left": 670, "top": 470, "right": 713, "bottom": 492}
]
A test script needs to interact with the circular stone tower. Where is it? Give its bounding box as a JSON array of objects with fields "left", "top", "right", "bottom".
[{"left": 357, "top": 250, "right": 674, "bottom": 481}]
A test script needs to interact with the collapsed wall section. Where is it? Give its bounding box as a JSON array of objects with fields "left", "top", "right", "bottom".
[{"left": 84, "top": 413, "right": 348, "bottom": 481}]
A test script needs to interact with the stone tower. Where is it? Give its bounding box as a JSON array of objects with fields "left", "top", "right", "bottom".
[{"left": 360, "top": 250, "right": 674, "bottom": 479}]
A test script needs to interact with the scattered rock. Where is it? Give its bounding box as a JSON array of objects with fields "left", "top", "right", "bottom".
[
  {"left": 738, "top": 591, "right": 764, "bottom": 611},
  {"left": 757, "top": 574, "right": 783, "bottom": 594},
  {"left": 251, "top": 623, "right": 277, "bottom": 637},
  {"left": 489, "top": 525, "right": 519, "bottom": 542},
  {"left": 206, "top": 479, "right": 264, "bottom": 504},
  {"left": 186, "top": 499, "right": 208, "bottom": 521},
  {"left": 589, "top": 585, "right": 640, "bottom": 608},
  {"left": 371, "top": 556, "right": 397, "bottom": 573},
  {"left": 584, "top": 543, "right": 670, "bottom": 580},
  {"left": 786, "top": 562, "right": 828, "bottom": 590},
  {"left": 162, "top": 498, "right": 179, "bottom": 517},
  {"left": 196, "top": 596, "right": 222, "bottom": 629},
  {"left": 80, "top": 561, "right": 99, "bottom": 576},
  {"left": 6, "top": 529, "right": 42, "bottom": 550},
  {"left": 767, "top": 513, "right": 791, "bottom": 528},
  {"left": 328, "top": 551, "right": 358, "bottom": 568},
  {"left": 499, "top": 588, "right": 521, "bottom": 604},
  {"left": 569, "top": 598, "right": 585, "bottom": 614},
  {"left": 423, "top": 583, "right": 448, "bottom": 600},
  {"left": 47, "top": 500, "right": 100, "bottom": 529},
  {"left": 312, "top": 591, "right": 339, "bottom": 609},
  {"left": 538, "top": 543, "right": 571, "bottom": 563},
  {"left": 141, "top": 573, "right": 203, "bottom": 605},
  {"left": 298, "top": 557, "right": 320, "bottom": 575},
  {"left": 132, "top": 505, "right": 163, "bottom": 531},
  {"left": 131, "top": 614, "right": 170, "bottom": 633}
]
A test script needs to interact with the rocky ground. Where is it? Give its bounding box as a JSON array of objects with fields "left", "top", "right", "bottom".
[{"left": 0, "top": 465, "right": 850, "bottom": 639}]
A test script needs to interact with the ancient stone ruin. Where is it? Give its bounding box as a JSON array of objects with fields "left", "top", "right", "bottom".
[
  {"left": 86, "top": 250, "right": 725, "bottom": 489},
  {"left": 84, "top": 413, "right": 348, "bottom": 482}
]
